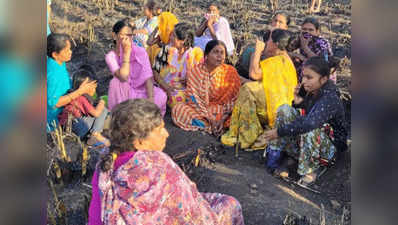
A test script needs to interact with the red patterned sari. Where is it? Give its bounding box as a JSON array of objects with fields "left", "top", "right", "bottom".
[{"left": 172, "top": 63, "right": 241, "bottom": 134}]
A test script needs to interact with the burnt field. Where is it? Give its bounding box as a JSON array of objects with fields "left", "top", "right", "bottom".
[{"left": 47, "top": 0, "right": 351, "bottom": 224}]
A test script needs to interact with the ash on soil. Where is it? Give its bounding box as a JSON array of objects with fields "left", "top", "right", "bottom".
[{"left": 48, "top": 0, "right": 351, "bottom": 224}]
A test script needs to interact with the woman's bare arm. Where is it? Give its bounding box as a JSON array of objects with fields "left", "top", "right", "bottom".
[
  {"left": 249, "top": 50, "right": 263, "bottom": 80},
  {"left": 145, "top": 79, "right": 154, "bottom": 101},
  {"left": 88, "top": 100, "right": 105, "bottom": 118},
  {"left": 113, "top": 37, "right": 132, "bottom": 82},
  {"left": 55, "top": 80, "right": 97, "bottom": 108},
  {"left": 113, "top": 52, "right": 131, "bottom": 82},
  {"left": 195, "top": 19, "right": 208, "bottom": 37},
  {"left": 206, "top": 16, "right": 217, "bottom": 40},
  {"left": 147, "top": 27, "right": 160, "bottom": 46}
]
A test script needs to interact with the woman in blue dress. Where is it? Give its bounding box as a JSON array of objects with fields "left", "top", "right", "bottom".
[{"left": 47, "top": 33, "right": 96, "bottom": 131}]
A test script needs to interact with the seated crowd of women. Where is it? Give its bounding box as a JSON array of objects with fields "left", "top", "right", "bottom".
[{"left": 47, "top": 1, "right": 348, "bottom": 224}]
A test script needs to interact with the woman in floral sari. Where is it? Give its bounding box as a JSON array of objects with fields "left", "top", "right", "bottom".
[
  {"left": 153, "top": 22, "right": 203, "bottom": 108},
  {"left": 221, "top": 29, "right": 297, "bottom": 150},
  {"left": 131, "top": 0, "right": 161, "bottom": 48},
  {"left": 88, "top": 99, "right": 245, "bottom": 225},
  {"left": 172, "top": 40, "right": 241, "bottom": 136}
]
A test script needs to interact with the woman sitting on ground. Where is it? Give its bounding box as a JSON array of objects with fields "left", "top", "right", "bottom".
[
  {"left": 194, "top": 2, "right": 235, "bottom": 56},
  {"left": 58, "top": 67, "right": 110, "bottom": 146},
  {"left": 221, "top": 29, "right": 297, "bottom": 150},
  {"left": 130, "top": 0, "right": 161, "bottom": 48},
  {"left": 236, "top": 12, "right": 290, "bottom": 80},
  {"left": 47, "top": 33, "right": 96, "bottom": 131},
  {"left": 288, "top": 17, "right": 335, "bottom": 83},
  {"left": 153, "top": 22, "right": 203, "bottom": 108},
  {"left": 172, "top": 40, "right": 241, "bottom": 136},
  {"left": 105, "top": 19, "right": 167, "bottom": 115},
  {"left": 88, "top": 99, "right": 245, "bottom": 225},
  {"left": 146, "top": 11, "right": 179, "bottom": 67},
  {"left": 262, "top": 56, "right": 348, "bottom": 184}
]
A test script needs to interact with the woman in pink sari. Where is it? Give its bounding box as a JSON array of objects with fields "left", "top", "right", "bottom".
[
  {"left": 88, "top": 99, "right": 244, "bottom": 225},
  {"left": 105, "top": 19, "right": 167, "bottom": 115}
]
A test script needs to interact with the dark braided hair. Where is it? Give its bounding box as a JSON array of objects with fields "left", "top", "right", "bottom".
[
  {"left": 204, "top": 39, "right": 227, "bottom": 56},
  {"left": 304, "top": 56, "right": 331, "bottom": 78},
  {"left": 112, "top": 18, "right": 133, "bottom": 45},
  {"left": 270, "top": 29, "right": 290, "bottom": 51},
  {"left": 99, "top": 99, "right": 163, "bottom": 172},
  {"left": 173, "top": 22, "right": 195, "bottom": 49},
  {"left": 272, "top": 11, "right": 291, "bottom": 26},
  {"left": 302, "top": 17, "right": 320, "bottom": 30},
  {"left": 145, "top": 0, "right": 161, "bottom": 16},
  {"left": 47, "top": 33, "right": 71, "bottom": 58},
  {"left": 69, "top": 64, "right": 97, "bottom": 104}
]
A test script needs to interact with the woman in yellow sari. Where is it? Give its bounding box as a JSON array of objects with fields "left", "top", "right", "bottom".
[
  {"left": 146, "top": 12, "right": 179, "bottom": 66},
  {"left": 172, "top": 40, "right": 241, "bottom": 136},
  {"left": 221, "top": 29, "right": 297, "bottom": 150}
]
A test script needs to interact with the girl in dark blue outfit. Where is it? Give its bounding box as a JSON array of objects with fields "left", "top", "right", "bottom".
[{"left": 262, "top": 56, "right": 348, "bottom": 184}]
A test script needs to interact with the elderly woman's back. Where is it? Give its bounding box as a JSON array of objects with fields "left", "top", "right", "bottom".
[{"left": 88, "top": 99, "right": 244, "bottom": 225}]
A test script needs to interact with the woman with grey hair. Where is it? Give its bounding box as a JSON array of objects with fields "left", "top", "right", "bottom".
[{"left": 88, "top": 99, "right": 245, "bottom": 225}]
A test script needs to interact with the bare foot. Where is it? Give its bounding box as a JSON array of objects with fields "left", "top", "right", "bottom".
[
  {"left": 299, "top": 172, "right": 317, "bottom": 185},
  {"left": 313, "top": 8, "right": 321, "bottom": 13},
  {"left": 89, "top": 132, "right": 110, "bottom": 147}
]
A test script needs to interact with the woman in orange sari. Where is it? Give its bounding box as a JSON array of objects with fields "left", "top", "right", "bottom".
[{"left": 172, "top": 40, "right": 241, "bottom": 136}]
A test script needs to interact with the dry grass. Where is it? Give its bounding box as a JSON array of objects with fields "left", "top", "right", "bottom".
[
  {"left": 47, "top": 121, "right": 92, "bottom": 224},
  {"left": 48, "top": 0, "right": 351, "bottom": 224},
  {"left": 283, "top": 203, "right": 351, "bottom": 225},
  {"left": 50, "top": 0, "right": 351, "bottom": 74}
]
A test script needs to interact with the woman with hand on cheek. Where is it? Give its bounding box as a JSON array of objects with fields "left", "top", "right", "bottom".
[
  {"left": 194, "top": 2, "right": 235, "bottom": 56},
  {"left": 288, "top": 17, "right": 335, "bottom": 83},
  {"left": 262, "top": 56, "right": 348, "bottom": 185},
  {"left": 105, "top": 19, "right": 167, "bottom": 115}
]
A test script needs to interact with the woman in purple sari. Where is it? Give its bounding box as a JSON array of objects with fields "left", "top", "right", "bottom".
[
  {"left": 105, "top": 19, "right": 167, "bottom": 115},
  {"left": 88, "top": 99, "right": 244, "bottom": 225},
  {"left": 288, "top": 17, "right": 336, "bottom": 83}
]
